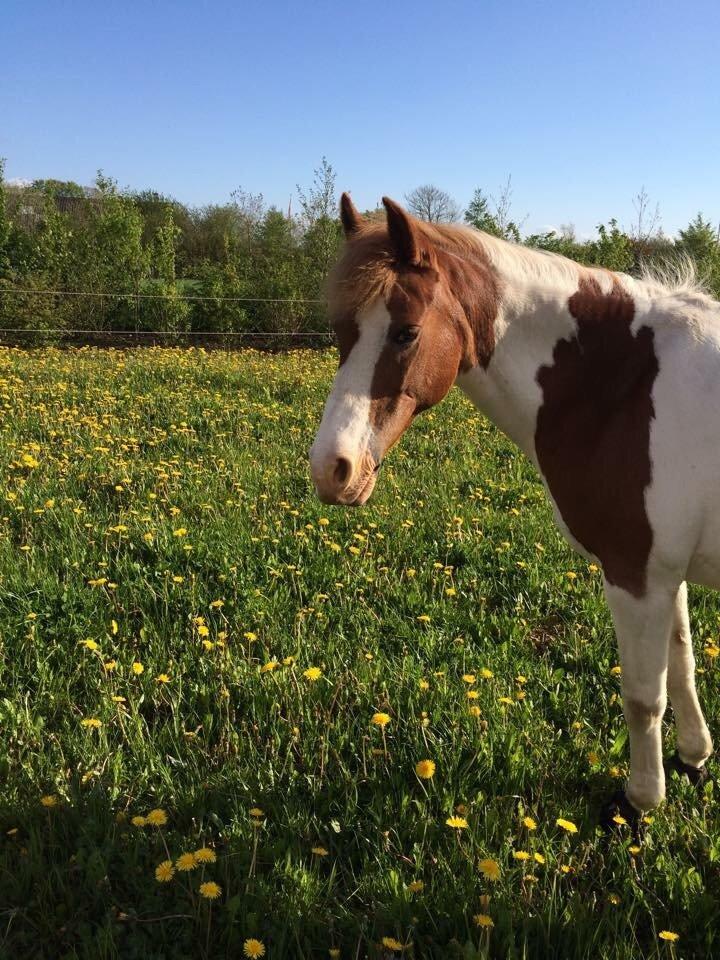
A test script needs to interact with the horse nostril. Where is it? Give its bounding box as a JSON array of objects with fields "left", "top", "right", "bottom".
[{"left": 333, "top": 456, "right": 352, "bottom": 488}]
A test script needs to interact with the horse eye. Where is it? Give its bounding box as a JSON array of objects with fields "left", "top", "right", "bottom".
[{"left": 392, "top": 327, "right": 418, "bottom": 347}]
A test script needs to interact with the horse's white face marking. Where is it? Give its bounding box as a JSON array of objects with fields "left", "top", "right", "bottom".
[{"left": 309, "top": 301, "right": 390, "bottom": 505}]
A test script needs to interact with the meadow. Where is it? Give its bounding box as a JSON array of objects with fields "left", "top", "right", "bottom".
[{"left": 0, "top": 345, "right": 718, "bottom": 960}]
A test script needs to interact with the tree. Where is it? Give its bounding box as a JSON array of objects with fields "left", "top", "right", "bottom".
[
  {"left": 677, "top": 213, "right": 720, "bottom": 297},
  {"left": 296, "top": 157, "right": 337, "bottom": 229},
  {"left": 464, "top": 189, "right": 500, "bottom": 234},
  {"left": 592, "top": 219, "right": 634, "bottom": 272},
  {"left": 405, "top": 184, "right": 460, "bottom": 223},
  {"left": 0, "top": 159, "right": 9, "bottom": 278}
]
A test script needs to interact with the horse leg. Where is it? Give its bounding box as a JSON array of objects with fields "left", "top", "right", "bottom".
[
  {"left": 666, "top": 582, "right": 713, "bottom": 782},
  {"left": 601, "top": 579, "right": 676, "bottom": 820}
]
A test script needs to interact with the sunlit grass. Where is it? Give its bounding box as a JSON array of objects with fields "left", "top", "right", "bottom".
[{"left": 0, "top": 346, "right": 717, "bottom": 959}]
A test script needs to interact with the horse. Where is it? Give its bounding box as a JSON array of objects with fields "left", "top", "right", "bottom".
[{"left": 310, "top": 192, "right": 719, "bottom": 826}]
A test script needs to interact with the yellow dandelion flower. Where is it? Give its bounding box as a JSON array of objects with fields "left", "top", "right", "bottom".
[
  {"left": 658, "top": 931, "right": 679, "bottom": 942},
  {"left": 381, "top": 938, "right": 405, "bottom": 952},
  {"left": 469, "top": 705, "right": 482, "bottom": 717},
  {"left": 243, "top": 940, "right": 265, "bottom": 958},
  {"left": 132, "top": 662, "right": 144, "bottom": 675},
  {"left": 312, "top": 846, "right": 329, "bottom": 856},
  {"left": 446, "top": 816, "right": 468, "bottom": 829},
  {"left": 608, "top": 893, "right": 621, "bottom": 905},
  {"left": 303, "top": 666, "right": 322, "bottom": 681},
  {"left": 176, "top": 852, "right": 197, "bottom": 871},
  {"left": 156, "top": 673, "right": 170, "bottom": 683},
  {"left": 467, "top": 690, "right": 479, "bottom": 700},
  {"left": 523, "top": 816, "right": 537, "bottom": 830},
  {"left": 80, "top": 639, "right": 99, "bottom": 651},
  {"left": 462, "top": 674, "right": 476, "bottom": 684},
  {"left": 40, "top": 794, "right": 59, "bottom": 808},
  {"left": 407, "top": 880, "right": 424, "bottom": 893},
  {"left": 131, "top": 815, "right": 146, "bottom": 827},
  {"left": 371, "top": 712, "right": 391, "bottom": 727},
  {"left": 81, "top": 717, "right": 102, "bottom": 728},
  {"left": 199, "top": 880, "right": 222, "bottom": 899},
  {"left": 556, "top": 818, "right": 578, "bottom": 834},
  {"left": 194, "top": 847, "right": 216, "bottom": 863},
  {"left": 249, "top": 807, "right": 265, "bottom": 818},
  {"left": 480, "top": 668, "right": 494, "bottom": 679},
  {"left": 146, "top": 808, "right": 168, "bottom": 827},
  {"left": 155, "top": 859, "right": 175, "bottom": 882},
  {"left": 260, "top": 661, "right": 279, "bottom": 673},
  {"left": 479, "top": 859, "right": 501, "bottom": 881},
  {"left": 628, "top": 844, "right": 642, "bottom": 855},
  {"left": 534, "top": 852, "right": 546, "bottom": 864},
  {"left": 473, "top": 913, "right": 494, "bottom": 928},
  {"left": 419, "top": 679, "right": 429, "bottom": 690},
  {"left": 415, "top": 759, "right": 436, "bottom": 779},
  {"left": 513, "top": 850, "right": 530, "bottom": 860}
]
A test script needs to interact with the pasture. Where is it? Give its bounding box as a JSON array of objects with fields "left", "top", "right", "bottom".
[{"left": 0, "top": 345, "right": 718, "bottom": 959}]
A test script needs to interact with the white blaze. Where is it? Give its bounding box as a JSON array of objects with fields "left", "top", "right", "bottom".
[{"left": 310, "top": 301, "right": 391, "bottom": 470}]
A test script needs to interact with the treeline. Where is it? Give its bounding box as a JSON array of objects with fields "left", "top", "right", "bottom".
[{"left": 0, "top": 159, "right": 718, "bottom": 339}]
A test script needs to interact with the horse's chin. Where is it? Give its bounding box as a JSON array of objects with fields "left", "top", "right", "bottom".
[{"left": 347, "top": 471, "right": 377, "bottom": 506}]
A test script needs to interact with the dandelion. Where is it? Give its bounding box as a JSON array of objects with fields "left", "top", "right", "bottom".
[
  {"left": 419, "top": 678, "right": 429, "bottom": 691},
  {"left": 513, "top": 850, "right": 530, "bottom": 860},
  {"left": 381, "top": 938, "right": 405, "bottom": 952},
  {"left": 556, "top": 818, "right": 578, "bottom": 834},
  {"left": 415, "top": 759, "right": 436, "bottom": 779},
  {"left": 260, "top": 661, "right": 279, "bottom": 673},
  {"left": 80, "top": 639, "right": 99, "bottom": 651},
  {"left": 479, "top": 859, "right": 501, "bottom": 881},
  {"left": 156, "top": 673, "right": 170, "bottom": 683},
  {"left": 40, "top": 794, "right": 58, "bottom": 808},
  {"left": 194, "top": 847, "right": 216, "bottom": 863},
  {"left": 658, "top": 931, "right": 679, "bottom": 942},
  {"left": 243, "top": 940, "right": 266, "bottom": 958},
  {"left": 173, "top": 527, "right": 187, "bottom": 537},
  {"left": 446, "top": 815, "right": 468, "bottom": 829},
  {"left": 371, "top": 712, "right": 391, "bottom": 727},
  {"left": 131, "top": 815, "right": 146, "bottom": 827},
  {"left": 199, "top": 881, "right": 222, "bottom": 900},
  {"left": 81, "top": 717, "right": 102, "bottom": 728},
  {"left": 312, "top": 846, "right": 329, "bottom": 856},
  {"left": 522, "top": 816, "right": 537, "bottom": 830},
  {"left": 629, "top": 844, "right": 642, "bottom": 855},
  {"left": 132, "top": 662, "right": 144, "bottom": 675},
  {"left": 612, "top": 814, "right": 627, "bottom": 826},
  {"left": 303, "top": 666, "right": 322, "bottom": 681},
  {"left": 480, "top": 668, "right": 494, "bottom": 679},
  {"left": 155, "top": 860, "right": 175, "bottom": 882},
  {"left": 407, "top": 880, "right": 424, "bottom": 893},
  {"left": 473, "top": 914, "right": 494, "bottom": 928},
  {"left": 608, "top": 893, "right": 621, "bottom": 905},
  {"left": 534, "top": 852, "right": 546, "bottom": 864},
  {"left": 610, "top": 665, "right": 622, "bottom": 676},
  {"left": 249, "top": 807, "right": 265, "bottom": 818},
  {"left": 146, "top": 808, "right": 168, "bottom": 827},
  {"left": 462, "top": 674, "right": 476, "bottom": 684},
  {"left": 176, "top": 852, "right": 197, "bottom": 871}
]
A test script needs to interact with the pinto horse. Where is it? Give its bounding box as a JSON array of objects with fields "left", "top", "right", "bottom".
[{"left": 310, "top": 193, "right": 718, "bottom": 824}]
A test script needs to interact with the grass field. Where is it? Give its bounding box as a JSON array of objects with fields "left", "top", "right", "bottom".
[{"left": 0, "top": 346, "right": 718, "bottom": 960}]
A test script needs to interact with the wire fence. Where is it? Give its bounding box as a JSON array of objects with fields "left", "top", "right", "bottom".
[{"left": 0, "top": 286, "right": 335, "bottom": 349}]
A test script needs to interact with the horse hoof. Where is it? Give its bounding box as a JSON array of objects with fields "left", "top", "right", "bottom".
[
  {"left": 599, "top": 789, "right": 642, "bottom": 838},
  {"left": 665, "top": 751, "right": 709, "bottom": 788}
]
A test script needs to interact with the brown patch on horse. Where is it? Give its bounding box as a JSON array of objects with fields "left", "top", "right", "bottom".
[{"left": 534, "top": 275, "right": 658, "bottom": 597}]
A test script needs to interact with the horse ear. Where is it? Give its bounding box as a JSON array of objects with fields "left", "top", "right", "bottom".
[
  {"left": 340, "top": 192, "right": 363, "bottom": 237},
  {"left": 382, "top": 197, "right": 433, "bottom": 268}
]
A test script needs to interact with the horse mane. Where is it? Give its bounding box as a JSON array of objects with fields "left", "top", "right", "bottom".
[{"left": 327, "top": 214, "right": 713, "bottom": 319}]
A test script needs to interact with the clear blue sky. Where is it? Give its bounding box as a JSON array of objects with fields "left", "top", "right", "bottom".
[{"left": 3, "top": 0, "right": 719, "bottom": 237}]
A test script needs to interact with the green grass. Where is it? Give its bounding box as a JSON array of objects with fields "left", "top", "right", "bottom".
[{"left": 0, "top": 346, "right": 718, "bottom": 960}]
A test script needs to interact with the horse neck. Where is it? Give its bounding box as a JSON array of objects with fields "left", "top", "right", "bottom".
[{"left": 455, "top": 239, "right": 592, "bottom": 463}]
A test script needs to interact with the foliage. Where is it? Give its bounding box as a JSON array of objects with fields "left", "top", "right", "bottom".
[
  {"left": 0, "top": 162, "right": 718, "bottom": 336},
  {"left": 0, "top": 346, "right": 718, "bottom": 959}
]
